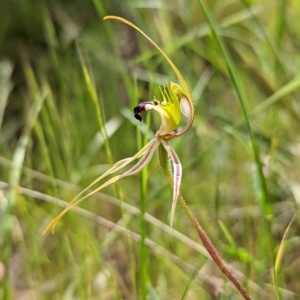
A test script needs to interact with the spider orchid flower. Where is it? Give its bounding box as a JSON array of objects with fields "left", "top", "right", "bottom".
[{"left": 43, "top": 16, "right": 194, "bottom": 235}]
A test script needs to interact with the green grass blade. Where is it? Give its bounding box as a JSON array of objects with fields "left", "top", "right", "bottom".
[
  {"left": 0, "top": 60, "right": 13, "bottom": 130},
  {"left": 196, "top": 0, "right": 272, "bottom": 219},
  {"left": 77, "top": 45, "right": 113, "bottom": 166},
  {"left": 2, "top": 62, "right": 46, "bottom": 298}
]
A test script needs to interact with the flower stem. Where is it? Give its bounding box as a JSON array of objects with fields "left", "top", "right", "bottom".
[{"left": 157, "top": 144, "right": 252, "bottom": 300}]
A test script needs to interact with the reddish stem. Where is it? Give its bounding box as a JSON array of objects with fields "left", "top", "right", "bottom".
[{"left": 178, "top": 194, "right": 252, "bottom": 300}]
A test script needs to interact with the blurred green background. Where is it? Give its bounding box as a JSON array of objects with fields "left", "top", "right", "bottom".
[{"left": 1, "top": 0, "right": 300, "bottom": 299}]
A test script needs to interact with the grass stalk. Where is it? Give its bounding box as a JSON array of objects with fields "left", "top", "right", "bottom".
[
  {"left": 2, "top": 63, "right": 46, "bottom": 298},
  {"left": 135, "top": 80, "right": 151, "bottom": 299},
  {"left": 77, "top": 45, "right": 113, "bottom": 166},
  {"left": 139, "top": 160, "right": 148, "bottom": 299}
]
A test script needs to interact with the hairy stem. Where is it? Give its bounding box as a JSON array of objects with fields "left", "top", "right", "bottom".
[{"left": 157, "top": 144, "right": 252, "bottom": 300}]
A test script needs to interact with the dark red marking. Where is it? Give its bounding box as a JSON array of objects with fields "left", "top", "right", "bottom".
[{"left": 133, "top": 101, "right": 157, "bottom": 122}]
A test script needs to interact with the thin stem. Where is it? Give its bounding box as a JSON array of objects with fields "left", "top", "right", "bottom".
[
  {"left": 139, "top": 164, "right": 148, "bottom": 300},
  {"left": 158, "top": 144, "right": 252, "bottom": 300},
  {"left": 138, "top": 113, "right": 149, "bottom": 300},
  {"left": 178, "top": 194, "right": 252, "bottom": 300}
]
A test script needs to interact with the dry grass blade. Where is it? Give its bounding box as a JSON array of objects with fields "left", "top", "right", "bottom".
[{"left": 274, "top": 215, "right": 295, "bottom": 299}]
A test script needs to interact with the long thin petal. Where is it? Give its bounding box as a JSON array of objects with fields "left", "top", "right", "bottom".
[
  {"left": 161, "top": 139, "right": 182, "bottom": 229},
  {"left": 43, "top": 138, "right": 159, "bottom": 234},
  {"left": 123, "top": 138, "right": 160, "bottom": 176},
  {"left": 70, "top": 139, "right": 154, "bottom": 204},
  {"left": 103, "top": 16, "right": 194, "bottom": 138}
]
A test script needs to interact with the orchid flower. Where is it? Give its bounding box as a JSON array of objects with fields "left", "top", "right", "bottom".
[
  {"left": 43, "top": 16, "right": 194, "bottom": 235},
  {"left": 42, "top": 16, "right": 253, "bottom": 300}
]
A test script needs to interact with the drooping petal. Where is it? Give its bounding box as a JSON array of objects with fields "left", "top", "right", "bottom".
[
  {"left": 161, "top": 139, "right": 182, "bottom": 229},
  {"left": 123, "top": 137, "right": 160, "bottom": 176},
  {"left": 71, "top": 139, "right": 154, "bottom": 203},
  {"left": 43, "top": 138, "right": 160, "bottom": 234}
]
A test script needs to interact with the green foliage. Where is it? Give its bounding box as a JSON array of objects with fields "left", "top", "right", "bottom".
[{"left": 1, "top": 0, "right": 300, "bottom": 299}]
